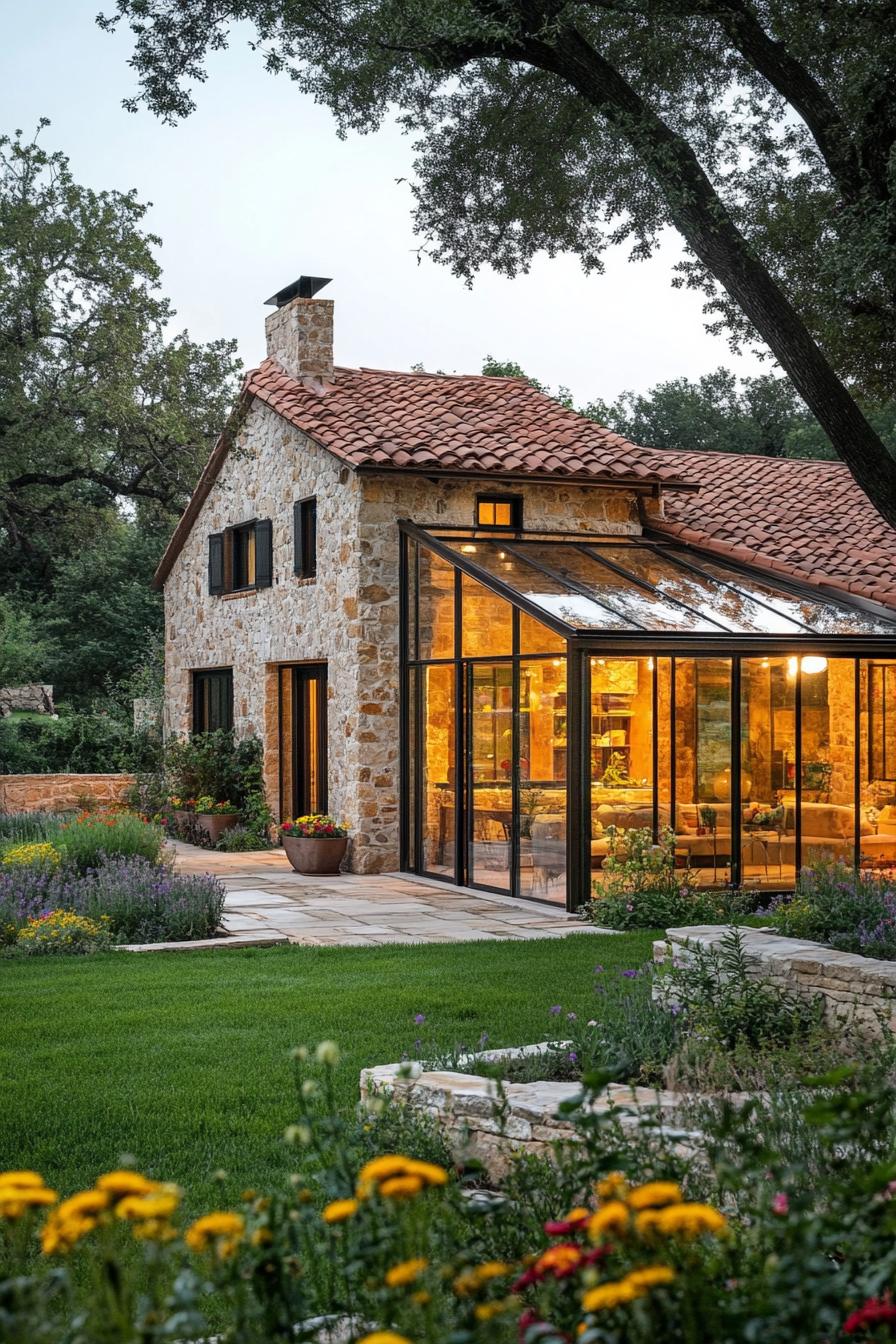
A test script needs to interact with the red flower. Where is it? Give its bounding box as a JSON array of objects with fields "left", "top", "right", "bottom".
[
  {"left": 544, "top": 1210, "right": 590, "bottom": 1236},
  {"left": 844, "top": 1297, "right": 896, "bottom": 1334}
]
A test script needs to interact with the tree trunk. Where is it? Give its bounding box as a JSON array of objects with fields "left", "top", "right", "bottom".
[{"left": 526, "top": 28, "right": 896, "bottom": 530}]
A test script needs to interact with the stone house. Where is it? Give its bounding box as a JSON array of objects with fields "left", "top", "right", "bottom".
[{"left": 154, "top": 278, "right": 896, "bottom": 909}]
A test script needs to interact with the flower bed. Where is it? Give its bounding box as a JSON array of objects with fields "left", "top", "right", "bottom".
[
  {"left": 0, "top": 809, "right": 225, "bottom": 950},
  {"left": 5, "top": 1041, "right": 896, "bottom": 1342}
]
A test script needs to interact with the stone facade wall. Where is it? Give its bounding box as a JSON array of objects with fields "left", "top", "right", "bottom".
[
  {"left": 162, "top": 395, "right": 643, "bottom": 874},
  {"left": 0, "top": 773, "right": 135, "bottom": 813},
  {"left": 656, "top": 925, "right": 896, "bottom": 1037}
]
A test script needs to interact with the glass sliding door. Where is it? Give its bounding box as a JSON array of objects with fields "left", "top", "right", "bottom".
[
  {"left": 421, "top": 664, "right": 457, "bottom": 878},
  {"left": 590, "top": 657, "right": 655, "bottom": 887},
  {"left": 740, "top": 657, "right": 795, "bottom": 886},
  {"left": 467, "top": 662, "right": 513, "bottom": 892},
  {"left": 800, "top": 657, "right": 856, "bottom": 870},
  {"left": 674, "top": 658, "right": 733, "bottom": 885},
  {"left": 519, "top": 658, "right": 567, "bottom": 902}
]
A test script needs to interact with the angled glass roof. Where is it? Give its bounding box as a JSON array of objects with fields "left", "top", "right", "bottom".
[{"left": 430, "top": 533, "right": 896, "bottom": 637}]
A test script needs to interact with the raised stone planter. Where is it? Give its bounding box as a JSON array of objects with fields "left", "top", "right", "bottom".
[
  {"left": 361, "top": 1045, "right": 704, "bottom": 1181},
  {"left": 654, "top": 925, "right": 896, "bottom": 1038},
  {"left": 0, "top": 773, "right": 135, "bottom": 813}
]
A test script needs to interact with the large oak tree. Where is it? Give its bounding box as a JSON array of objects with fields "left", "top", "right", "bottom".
[{"left": 100, "top": 0, "right": 896, "bottom": 524}]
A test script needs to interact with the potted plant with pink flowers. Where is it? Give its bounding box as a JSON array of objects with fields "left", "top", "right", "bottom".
[{"left": 280, "top": 815, "right": 349, "bottom": 875}]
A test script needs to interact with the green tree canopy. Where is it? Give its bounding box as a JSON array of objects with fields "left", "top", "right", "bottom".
[
  {"left": 0, "top": 124, "right": 241, "bottom": 588},
  {"left": 100, "top": 0, "right": 896, "bottom": 525}
]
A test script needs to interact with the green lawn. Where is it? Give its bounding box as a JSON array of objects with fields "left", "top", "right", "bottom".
[{"left": 0, "top": 934, "right": 654, "bottom": 1212}]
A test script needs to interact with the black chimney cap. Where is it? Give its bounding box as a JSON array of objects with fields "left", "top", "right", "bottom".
[{"left": 264, "top": 275, "right": 332, "bottom": 307}]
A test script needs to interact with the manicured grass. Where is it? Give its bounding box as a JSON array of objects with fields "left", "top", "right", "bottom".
[{"left": 0, "top": 935, "right": 654, "bottom": 1212}]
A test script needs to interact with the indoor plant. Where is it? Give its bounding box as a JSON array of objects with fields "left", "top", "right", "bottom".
[{"left": 280, "top": 815, "right": 349, "bottom": 875}]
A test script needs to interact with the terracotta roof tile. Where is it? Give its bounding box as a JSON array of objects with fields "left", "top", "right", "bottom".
[
  {"left": 652, "top": 449, "right": 896, "bottom": 611},
  {"left": 244, "top": 359, "right": 689, "bottom": 486}
]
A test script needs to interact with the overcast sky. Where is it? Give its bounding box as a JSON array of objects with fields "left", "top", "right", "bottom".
[{"left": 2, "top": 2, "right": 768, "bottom": 404}]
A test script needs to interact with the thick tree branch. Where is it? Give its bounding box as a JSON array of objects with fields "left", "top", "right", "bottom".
[
  {"left": 520, "top": 24, "right": 896, "bottom": 526},
  {"left": 6, "top": 466, "right": 182, "bottom": 505}
]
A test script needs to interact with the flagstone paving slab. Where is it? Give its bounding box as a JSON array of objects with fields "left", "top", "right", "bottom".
[{"left": 167, "top": 840, "right": 619, "bottom": 946}]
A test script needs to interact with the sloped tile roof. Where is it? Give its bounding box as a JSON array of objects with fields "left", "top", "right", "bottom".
[
  {"left": 245, "top": 360, "right": 690, "bottom": 485},
  {"left": 652, "top": 449, "right": 896, "bottom": 611}
]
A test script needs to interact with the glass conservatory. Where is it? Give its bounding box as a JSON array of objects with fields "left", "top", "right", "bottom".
[{"left": 398, "top": 522, "right": 896, "bottom": 910}]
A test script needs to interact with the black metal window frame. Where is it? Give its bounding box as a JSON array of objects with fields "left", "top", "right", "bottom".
[
  {"left": 192, "top": 667, "right": 234, "bottom": 734},
  {"left": 475, "top": 493, "right": 524, "bottom": 531},
  {"left": 277, "top": 662, "right": 329, "bottom": 820},
  {"left": 294, "top": 497, "right": 317, "bottom": 579},
  {"left": 398, "top": 521, "right": 896, "bottom": 911},
  {"left": 208, "top": 518, "right": 274, "bottom": 595}
]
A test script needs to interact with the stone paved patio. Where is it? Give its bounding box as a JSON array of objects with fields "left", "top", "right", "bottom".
[{"left": 171, "top": 841, "right": 614, "bottom": 946}]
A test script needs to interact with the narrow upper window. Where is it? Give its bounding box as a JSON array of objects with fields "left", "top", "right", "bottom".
[
  {"left": 294, "top": 497, "right": 317, "bottom": 579},
  {"left": 193, "top": 668, "right": 233, "bottom": 733},
  {"left": 208, "top": 519, "right": 273, "bottom": 595},
  {"left": 476, "top": 494, "right": 523, "bottom": 530}
]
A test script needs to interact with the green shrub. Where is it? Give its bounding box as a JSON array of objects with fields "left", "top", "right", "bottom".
[
  {"left": 59, "top": 810, "right": 163, "bottom": 874},
  {"left": 767, "top": 861, "right": 896, "bottom": 959},
  {"left": 215, "top": 824, "right": 273, "bottom": 852},
  {"left": 15, "top": 909, "right": 113, "bottom": 955},
  {"left": 161, "top": 731, "right": 272, "bottom": 848},
  {"left": 0, "top": 812, "right": 64, "bottom": 850}
]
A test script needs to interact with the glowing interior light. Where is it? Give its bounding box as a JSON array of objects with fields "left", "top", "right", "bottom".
[
  {"left": 460, "top": 544, "right": 476, "bottom": 554},
  {"left": 787, "top": 656, "right": 798, "bottom": 679},
  {"left": 801, "top": 655, "right": 828, "bottom": 675},
  {"left": 647, "top": 657, "right": 654, "bottom": 671}
]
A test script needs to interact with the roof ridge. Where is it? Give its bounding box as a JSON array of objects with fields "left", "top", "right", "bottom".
[{"left": 654, "top": 444, "right": 849, "bottom": 472}]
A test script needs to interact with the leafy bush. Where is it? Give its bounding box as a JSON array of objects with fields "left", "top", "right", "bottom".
[
  {"left": 0, "top": 855, "right": 225, "bottom": 945},
  {"left": 0, "top": 707, "right": 134, "bottom": 774},
  {"left": 160, "top": 730, "right": 273, "bottom": 847},
  {"left": 215, "top": 824, "right": 273, "bottom": 853},
  {"left": 15, "top": 909, "right": 112, "bottom": 955},
  {"left": 5, "top": 1046, "right": 896, "bottom": 1342},
  {"left": 70, "top": 856, "right": 225, "bottom": 942},
  {"left": 0, "top": 811, "right": 64, "bottom": 847},
  {"left": 768, "top": 861, "right": 896, "bottom": 959},
  {"left": 581, "top": 827, "right": 755, "bottom": 929},
  {"left": 1, "top": 841, "right": 61, "bottom": 871},
  {"left": 59, "top": 810, "right": 163, "bottom": 874}
]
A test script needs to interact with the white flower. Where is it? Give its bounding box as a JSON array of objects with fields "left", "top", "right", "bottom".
[{"left": 315, "top": 1040, "right": 340, "bottom": 1067}]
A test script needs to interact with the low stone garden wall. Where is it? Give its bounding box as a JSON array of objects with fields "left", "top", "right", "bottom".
[
  {"left": 654, "top": 925, "right": 896, "bottom": 1038},
  {"left": 361, "top": 1047, "right": 703, "bottom": 1181},
  {"left": 0, "top": 773, "right": 135, "bottom": 814}
]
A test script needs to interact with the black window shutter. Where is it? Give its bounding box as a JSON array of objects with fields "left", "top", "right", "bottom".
[
  {"left": 306, "top": 500, "right": 317, "bottom": 577},
  {"left": 208, "top": 533, "right": 224, "bottom": 594},
  {"left": 254, "top": 519, "right": 273, "bottom": 588}
]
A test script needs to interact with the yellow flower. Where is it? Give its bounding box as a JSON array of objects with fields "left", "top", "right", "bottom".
[
  {"left": 475, "top": 1300, "right": 513, "bottom": 1321},
  {"left": 41, "top": 1212, "right": 99, "bottom": 1255},
  {"left": 322, "top": 1198, "right": 360, "bottom": 1223},
  {"left": 403, "top": 1159, "right": 449, "bottom": 1187},
  {"left": 251, "top": 1227, "right": 274, "bottom": 1247},
  {"left": 385, "top": 1257, "right": 428, "bottom": 1287},
  {"left": 627, "top": 1182, "right": 682, "bottom": 1211},
  {"left": 0, "top": 1170, "right": 46, "bottom": 1188},
  {"left": 96, "top": 1171, "right": 160, "bottom": 1200},
  {"left": 624, "top": 1265, "right": 676, "bottom": 1291},
  {"left": 587, "top": 1200, "right": 630, "bottom": 1241},
  {"left": 411, "top": 1290, "right": 431, "bottom": 1306},
  {"left": 633, "top": 1208, "right": 664, "bottom": 1240},
  {"left": 132, "top": 1218, "right": 178, "bottom": 1243},
  {"left": 57, "top": 1190, "right": 110, "bottom": 1220},
  {"left": 184, "top": 1211, "right": 245, "bottom": 1257},
  {"left": 582, "top": 1279, "right": 642, "bottom": 1312},
  {"left": 0, "top": 1184, "right": 57, "bottom": 1219},
  {"left": 379, "top": 1174, "right": 424, "bottom": 1200},
  {"left": 654, "top": 1202, "right": 728, "bottom": 1240},
  {"left": 356, "top": 1154, "right": 448, "bottom": 1198},
  {"left": 595, "top": 1171, "right": 629, "bottom": 1201},
  {"left": 357, "top": 1334, "right": 413, "bottom": 1344},
  {"left": 453, "top": 1261, "right": 512, "bottom": 1295},
  {"left": 116, "top": 1193, "right": 179, "bottom": 1222},
  {"left": 535, "top": 1244, "right": 582, "bottom": 1276}
]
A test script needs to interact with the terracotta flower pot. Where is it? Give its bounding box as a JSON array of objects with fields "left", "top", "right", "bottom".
[
  {"left": 195, "top": 813, "right": 240, "bottom": 846},
  {"left": 282, "top": 834, "right": 348, "bottom": 875}
]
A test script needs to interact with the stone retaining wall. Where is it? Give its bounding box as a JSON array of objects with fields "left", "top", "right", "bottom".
[
  {"left": 0, "top": 773, "right": 135, "bottom": 813},
  {"left": 361, "top": 1047, "right": 700, "bottom": 1181},
  {"left": 655, "top": 925, "right": 896, "bottom": 1037}
]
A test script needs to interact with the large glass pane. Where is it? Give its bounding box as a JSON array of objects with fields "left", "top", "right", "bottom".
[
  {"left": 595, "top": 545, "right": 809, "bottom": 635},
  {"left": 800, "top": 657, "right": 857, "bottom": 869},
  {"left": 529, "top": 543, "right": 722, "bottom": 631},
  {"left": 406, "top": 667, "right": 417, "bottom": 870},
  {"left": 519, "top": 659, "right": 567, "bottom": 903},
  {"left": 740, "top": 658, "right": 796, "bottom": 887},
  {"left": 519, "top": 609, "right": 566, "bottom": 654},
  {"left": 674, "top": 658, "right": 732, "bottom": 885},
  {"left": 590, "top": 658, "right": 655, "bottom": 885},
  {"left": 861, "top": 660, "right": 896, "bottom": 873},
  {"left": 657, "top": 658, "right": 672, "bottom": 831},
  {"left": 461, "top": 574, "right": 513, "bottom": 657},
  {"left": 421, "top": 665, "right": 456, "bottom": 876},
  {"left": 468, "top": 663, "right": 512, "bottom": 891},
  {"left": 446, "top": 541, "right": 628, "bottom": 630},
  {"left": 418, "top": 547, "right": 455, "bottom": 660}
]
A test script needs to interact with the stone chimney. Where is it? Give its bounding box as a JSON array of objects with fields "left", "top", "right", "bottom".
[{"left": 264, "top": 275, "right": 333, "bottom": 382}]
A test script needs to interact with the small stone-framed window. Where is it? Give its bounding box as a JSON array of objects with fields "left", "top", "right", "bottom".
[
  {"left": 294, "top": 497, "right": 317, "bottom": 579},
  {"left": 193, "top": 668, "right": 233, "bottom": 733},
  {"left": 208, "top": 519, "right": 273, "bottom": 594},
  {"left": 476, "top": 494, "right": 523, "bottom": 530}
]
